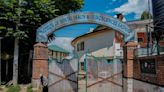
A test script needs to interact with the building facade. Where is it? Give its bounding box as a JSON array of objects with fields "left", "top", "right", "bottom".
[
  {"left": 127, "top": 19, "right": 164, "bottom": 56},
  {"left": 152, "top": 0, "right": 164, "bottom": 32},
  {"left": 72, "top": 26, "right": 123, "bottom": 92},
  {"left": 71, "top": 26, "right": 123, "bottom": 72},
  {"left": 48, "top": 44, "right": 69, "bottom": 60}
]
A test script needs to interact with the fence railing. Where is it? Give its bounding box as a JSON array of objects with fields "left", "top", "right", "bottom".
[{"left": 134, "top": 47, "right": 164, "bottom": 57}]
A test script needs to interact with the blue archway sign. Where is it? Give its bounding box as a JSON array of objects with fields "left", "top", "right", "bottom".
[{"left": 36, "top": 12, "right": 135, "bottom": 42}]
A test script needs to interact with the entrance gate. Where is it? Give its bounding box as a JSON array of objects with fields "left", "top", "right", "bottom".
[
  {"left": 33, "top": 12, "right": 136, "bottom": 92},
  {"left": 48, "top": 58, "right": 78, "bottom": 92},
  {"left": 84, "top": 55, "right": 123, "bottom": 92}
]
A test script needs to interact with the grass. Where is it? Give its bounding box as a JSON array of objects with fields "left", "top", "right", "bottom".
[
  {"left": 7, "top": 85, "right": 20, "bottom": 92},
  {"left": 0, "top": 87, "right": 3, "bottom": 91},
  {"left": 27, "top": 85, "right": 33, "bottom": 92}
]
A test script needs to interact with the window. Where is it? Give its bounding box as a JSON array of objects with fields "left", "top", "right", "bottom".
[
  {"left": 48, "top": 51, "right": 53, "bottom": 58},
  {"left": 138, "top": 38, "right": 144, "bottom": 43},
  {"left": 77, "top": 43, "right": 80, "bottom": 51},
  {"left": 80, "top": 42, "right": 84, "bottom": 51},
  {"left": 81, "top": 62, "right": 84, "bottom": 70},
  {"left": 53, "top": 52, "right": 57, "bottom": 58},
  {"left": 77, "top": 41, "right": 85, "bottom": 51},
  {"left": 140, "top": 59, "right": 156, "bottom": 74},
  {"left": 160, "top": 35, "right": 164, "bottom": 41},
  {"left": 107, "top": 59, "right": 113, "bottom": 64},
  {"left": 160, "top": 46, "right": 164, "bottom": 52},
  {"left": 137, "top": 32, "right": 146, "bottom": 43}
]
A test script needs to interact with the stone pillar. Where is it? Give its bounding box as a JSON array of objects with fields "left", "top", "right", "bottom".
[
  {"left": 32, "top": 43, "right": 48, "bottom": 88},
  {"left": 123, "top": 42, "right": 137, "bottom": 92},
  {"left": 157, "top": 55, "right": 164, "bottom": 86}
]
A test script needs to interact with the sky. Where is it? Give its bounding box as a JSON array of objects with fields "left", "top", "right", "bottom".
[
  {"left": 54, "top": 0, "right": 152, "bottom": 38},
  {"left": 50, "top": 0, "right": 152, "bottom": 52}
]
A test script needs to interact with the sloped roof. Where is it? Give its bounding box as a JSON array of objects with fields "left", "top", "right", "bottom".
[
  {"left": 34, "top": 43, "right": 47, "bottom": 47},
  {"left": 93, "top": 25, "right": 109, "bottom": 31},
  {"left": 48, "top": 44, "right": 69, "bottom": 53},
  {"left": 71, "top": 25, "right": 111, "bottom": 45}
]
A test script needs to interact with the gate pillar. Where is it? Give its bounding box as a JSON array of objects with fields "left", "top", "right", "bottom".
[
  {"left": 32, "top": 43, "right": 48, "bottom": 88},
  {"left": 123, "top": 42, "right": 137, "bottom": 92}
]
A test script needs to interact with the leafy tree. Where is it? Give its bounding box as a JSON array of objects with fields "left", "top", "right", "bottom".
[
  {"left": 140, "top": 11, "right": 152, "bottom": 20},
  {"left": 0, "top": 0, "right": 84, "bottom": 84}
]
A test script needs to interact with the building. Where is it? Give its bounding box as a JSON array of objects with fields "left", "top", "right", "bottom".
[
  {"left": 72, "top": 18, "right": 164, "bottom": 70},
  {"left": 48, "top": 44, "right": 69, "bottom": 60},
  {"left": 151, "top": 0, "right": 164, "bottom": 55},
  {"left": 71, "top": 25, "right": 123, "bottom": 71},
  {"left": 127, "top": 19, "right": 164, "bottom": 56},
  {"left": 152, "top": 0, "right": 164, "bottom": 32},
  {"left": 71, "top": 25, "right": 124, "bottom": 92}
]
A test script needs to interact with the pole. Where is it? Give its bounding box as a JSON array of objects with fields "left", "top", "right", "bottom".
[
  {"left": 148, "top": 0, "right": 153, "bottom": 55},
  {"left": 146, "top": 25, "right": 149, "bottom": 56},
  {"left": 84, "top": 53, "right": 87, "bottom": 92},
  {"left": 13, "top": 0, "right": 21, "bottom": 85},
  {"left": 13, "top": 39, "right": 19, "bottom": 85}
]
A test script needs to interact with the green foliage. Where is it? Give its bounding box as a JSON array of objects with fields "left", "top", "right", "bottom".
[
  {"left": 7, "top": 85, "right": 21, "bottom": 92},
  {"left": 55, "top": 0, "right": 84, "bottom": 15},
  {"left": 0, "top": 87, "right": 3, "bottom": 91},
  {"left": 141, "top": 11, "right": 152, "bottom": 20},
  {"left": 27, "top": 85, "right": 33, "bottom": 92},
  {"left": 0, "top": 0, "right": 59, "bottom": 39},
  {"left": 0, "top": 0, "right": 84, "bottom": 82},
  {"left": 0, "top": 0, "right": 84, "bottom": 40}
]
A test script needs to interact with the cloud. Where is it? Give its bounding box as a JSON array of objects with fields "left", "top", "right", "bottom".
[
  {"left": 107, "top": 0, "right": 152, "bottom": 19},
  {"left": 48, "top": 37, "right": 74, "bottom": 53}
]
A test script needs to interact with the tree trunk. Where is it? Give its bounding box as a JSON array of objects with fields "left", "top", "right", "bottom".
[
  {"left": 0, "top": 38, "right": 2, "bottom": 85},
  {"left": 27, "top": 50, "right": 33, "bottom": 77},
  {"left": 6, "top": 61, "right": 8, "bottom": 81},
  {"left": 13, "top": 39, "right": 19, "bottom": 85}
]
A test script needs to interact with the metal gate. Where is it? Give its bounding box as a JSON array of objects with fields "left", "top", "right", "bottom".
[
  {"left": 85, "top": 55, "right": 123, "bottom": 92},
  {"left": 48, "top": 58, "right": 78, "bottom": 92},
  {"left": 48, "top": 55, "right": 122, "bottom": 92}
]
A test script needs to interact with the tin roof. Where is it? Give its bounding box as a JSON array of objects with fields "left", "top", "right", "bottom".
[{"left": 48, "top": 44, "right": 69, "bottom": 53}]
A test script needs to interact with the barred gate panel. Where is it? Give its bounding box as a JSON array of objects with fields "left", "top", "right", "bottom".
[
  {"left": 86, "top": 56, "right": 123, "bottom": 92},
  {"left": 48, "top": 59, "right": 78, "bottom": 92}
]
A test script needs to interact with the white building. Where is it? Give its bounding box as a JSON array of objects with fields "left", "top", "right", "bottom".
[{"left": 71, "top": 25, "right": 123, "bottom": 71}]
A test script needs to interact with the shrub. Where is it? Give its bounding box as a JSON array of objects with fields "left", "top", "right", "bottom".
[
  {"left": 7, "top": 85, "right": 20, "bottom": 92},
  {"left": 27, "top": 85, "right": 33, "bottom": 92}
]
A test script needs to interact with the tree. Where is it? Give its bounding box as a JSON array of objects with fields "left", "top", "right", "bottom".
[
  {"left": 1, "top": 52, "right": 12, "bottom": 82},
  {"left": 0, "top": 0, "right": 84, "bottom": 85},
  {"left": 140, "top": 11, "right": 152, "bottom": 20}
]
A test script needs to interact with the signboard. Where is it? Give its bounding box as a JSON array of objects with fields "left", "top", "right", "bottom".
[
  {"left": 36, "top": 12, "right": 135, "bottom": 42},
  {"left": 140, "top": 59, "right": 156, "bottom": 74}
]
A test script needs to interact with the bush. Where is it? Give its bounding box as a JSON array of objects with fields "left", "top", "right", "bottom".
[
  {"left": 0, "top": 87, "right": 3, "bottom": 91},
  {"left": 27, "top": 85, "right": 33, "bottom": 92},
  {"left": 7, "top": 85, "right": 20, "bottom": 92}
]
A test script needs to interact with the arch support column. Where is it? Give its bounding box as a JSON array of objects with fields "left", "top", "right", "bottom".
[
  {"left": 123, "top": 42, "right": 137, "bottom": 92},
  {"left": 32, "top": 43, "right": 48, "bottom": 88}
]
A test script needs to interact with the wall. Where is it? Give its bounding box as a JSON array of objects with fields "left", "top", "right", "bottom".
[
  {"left": 123, "top": 41, "right": 164, "bottom": 92},
  {"left": 73, "top": 29, "right": 115, "bottom": 62},
  {"left": 133, "top": 55, "right": 164, "bottom": 86},
  {"left": 123, "top": 78, "right": 164, "bottom": 92}
]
